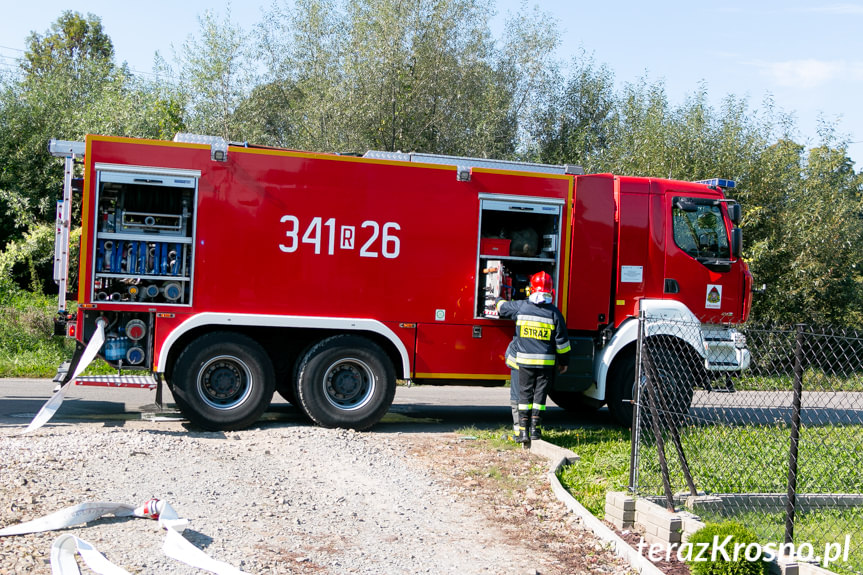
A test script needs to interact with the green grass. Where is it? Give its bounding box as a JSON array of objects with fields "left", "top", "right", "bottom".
[
  {"left": 734, "top": 371, "right": 863, "bottom": 392},
  {"left": 635, "top": 424, "right": 863, "bottom": 495},
  {"left": 543, "top": 424, "right": 863, "bottom": 575},
  {"left": 0, "top": 290, "right": 74, "bottom": 377},
  {"left": 543, "top": 427, "right": 632, "bottom": 517},
  {"left": 696, "top": 507, "right": 863, "bottom": 575},
  {"left": 0, "top": 290, "right": 127, "bottom": 377}
]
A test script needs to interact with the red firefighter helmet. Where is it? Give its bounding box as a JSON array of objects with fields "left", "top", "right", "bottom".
[{"left": 529, "top": 271, "right": 555, "bottom": 295}]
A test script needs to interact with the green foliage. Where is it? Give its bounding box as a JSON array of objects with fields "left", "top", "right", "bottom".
[
  {"left": 528, "top": 51, "right": 616, "bottom": 169},
  {"left": 0, "top": 290, "right": 74, "bottom": 377},
  {"left": 0, "top": 223, "right": 56, "bottom": 293},
  {"left": 686, "top": 522, "right": 770, "bottom": 575},
  {"left": 23, "top": 11, "right": 114, "bottom": 78},
  {"left": 634, "top": 424, "right": 863, "bottom": 496},
  {"left": 0, "top": 11, "right": 184, "bottom": 290},
  {"left": 2, "top": 6, "right": 863, "bottom": 328},
  {"left": 169, "top": 7, "right": 252, "bottom": 140},
  {"left": 251, "top": 0, "right": 554, "bottom": 155},
  {"left": 696, "top": 508, "right": 863, "bottom": 575}
]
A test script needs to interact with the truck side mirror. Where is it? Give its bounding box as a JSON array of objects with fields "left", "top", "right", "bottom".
[
  {"left": 727, "top": 204, "right": 741, "bottom": 225},
  {"left": 731, "top": 227, "right": 742, "bottom": 259}
]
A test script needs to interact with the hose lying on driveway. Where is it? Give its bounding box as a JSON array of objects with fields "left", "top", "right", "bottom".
[
  {"left": 21, "top": 319, "right": 107, "bottom": 435},
  {"left": 0, "top": 498, "right": 248, "bottom": 574}
]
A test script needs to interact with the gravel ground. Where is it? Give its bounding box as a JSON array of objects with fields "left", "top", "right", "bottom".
[{"left": 0, "top": 420, "right": 635, "bottom": 574}]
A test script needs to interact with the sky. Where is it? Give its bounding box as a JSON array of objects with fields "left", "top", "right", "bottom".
[{"left": 1, "top": 0, "right": 862, "bottom": 167}]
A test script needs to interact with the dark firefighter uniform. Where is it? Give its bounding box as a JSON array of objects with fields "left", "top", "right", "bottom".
[{"left": 497, "top": 297, "right": 571, "bottom": 442}]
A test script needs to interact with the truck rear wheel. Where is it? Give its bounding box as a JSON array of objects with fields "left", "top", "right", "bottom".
[
  {"left": 172, "top": 332, "right": 275, "bottom": 431},
  {"left": 297, "top": 335, "right": 396, "bottom": 430}
]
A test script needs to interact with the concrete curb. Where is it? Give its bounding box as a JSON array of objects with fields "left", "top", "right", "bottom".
[{"left": 529, "top": 439, "right": 665, "bottom": 575}]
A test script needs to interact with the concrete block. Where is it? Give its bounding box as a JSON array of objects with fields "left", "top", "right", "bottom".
[
  {"left": 641, "top": 529, "right": 681, "bottom": 546},
  {"left": 606, "top": 491, "right": 636, "bottom": 511},
  {"left": 605, "top": 505, "right": 636, "bottom": 523},
  {"left": 677, "top": 511, "right": 706, "bottom": 540},
  {"left": 635, "top": 499, "right": 682, "bottom": 532},
  {"left": 607, "top": 516, "right": 634, "bottom": 530},
  {"left": 635, "top": 520, "right": 682, "bottom": 543},
  {"left": 686, "top": 494, "right": 724, "bottom": 513}
]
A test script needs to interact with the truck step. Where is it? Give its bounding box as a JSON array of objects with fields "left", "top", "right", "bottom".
[{"left": 74, "top": 375, "right": 158, "bottom": 389}]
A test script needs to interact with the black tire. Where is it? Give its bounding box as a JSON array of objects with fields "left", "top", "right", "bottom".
[
  {"left": 296, "top": 335, "right": 396, "bottom": 430},
  {"left": 607, "top": 344, "right": 699, "bottom": 428},
  {"left": 171, "top": 332, "right": 275, "bottom": 431},
  {"left": 607, "top": 351, "right": 638, "bottom": 427},
  {"left": 547, "top": 389, "right": 604, "bottom": 413}
]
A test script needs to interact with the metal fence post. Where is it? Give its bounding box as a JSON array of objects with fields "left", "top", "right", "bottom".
[
  {"left": 784, "top": 323, "right": 805, "bottom": 545},
  {"left": 629, "top": 309, "right": 645, "bottom": 492}
]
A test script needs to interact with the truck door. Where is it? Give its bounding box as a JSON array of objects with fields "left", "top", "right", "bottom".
[{"left": 664, "top": 193, "right": 741, "bottom": 320}]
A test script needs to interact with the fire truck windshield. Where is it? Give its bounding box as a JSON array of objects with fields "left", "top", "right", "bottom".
[{"left": 672, "top": 198, "right": 730, "bottom": 262}]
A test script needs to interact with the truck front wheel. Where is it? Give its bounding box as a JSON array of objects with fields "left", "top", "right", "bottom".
[
  {"left": 547, "top": 389, "right": 604, "bottom": 413},
  {"left": 297, "top": 335, "right": 396, "bottom": 430},
  {"left": 607, "top": 346, "right": 697, "bottom": 428},
  {"left": 172, "top": 332, "right": 276, "bottom": 431}
]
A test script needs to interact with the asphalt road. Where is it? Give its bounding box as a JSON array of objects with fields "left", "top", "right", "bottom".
[
  {"left": 3, "top": 379, "right": 858, "bottom": 433},
  {"left": 0, "top": 378, "right": 617, "bottom": 433}
]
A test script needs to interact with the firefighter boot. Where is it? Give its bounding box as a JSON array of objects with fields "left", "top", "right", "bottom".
[
  {"left": 510, "top": 401, "right": 520, "bottom": 439},
  {"left": 516, "top": 410, "right": 530, "bottom": 444},
  {"left": 529, "top": 410, "right": 543, "bottom": 441}
]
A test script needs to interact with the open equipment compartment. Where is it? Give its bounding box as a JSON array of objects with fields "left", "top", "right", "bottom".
[
  {"left": 91, "top": 167, "right": 197, "bottom": 306},
  {"left": 476, "top": 196, "right": 563, "bottom": 318}
]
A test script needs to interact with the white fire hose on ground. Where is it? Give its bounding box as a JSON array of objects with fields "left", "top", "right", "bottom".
[
  {"left": 12, "top": 322, "right": 249, "bottom": 572},
  {"left": 22, "top": 318, "right": 108, "bottom": 435},
  {"left": 0, "top": 499, "right": 249, "bottom": 574}
]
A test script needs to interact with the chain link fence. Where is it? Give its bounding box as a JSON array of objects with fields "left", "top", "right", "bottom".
[{"left": 629, "top": 315, "right": 863, "bottom": 574}]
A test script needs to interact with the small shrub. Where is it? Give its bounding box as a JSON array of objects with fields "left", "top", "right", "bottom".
[{"left": 686, "top": 521, "right": 770, "bottom": 575}]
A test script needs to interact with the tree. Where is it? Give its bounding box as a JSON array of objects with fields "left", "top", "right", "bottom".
[
  {"left": 254, "top": 0, "right": 558, "bottom": 157},
  {"left": 743, "top": 137, "right": 863, "bottom": 326},
  {"left": 0, "top": 11, "right": 186, "bottom": 292},
  {"left": 171, "top": 7, "right": 254, "bottom": 140},
  {"left": 22, "top": 11, "right": 114, "bottom": 79},
  {"left": 528, "top": 51, "right": 616, "bottom": 170}
]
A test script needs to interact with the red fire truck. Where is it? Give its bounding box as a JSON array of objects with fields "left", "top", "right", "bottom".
[{"left": 49, "top": 134, "right": 751, "bottom": 431}]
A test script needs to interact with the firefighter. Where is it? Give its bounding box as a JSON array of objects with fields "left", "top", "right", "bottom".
[{"left": 496, "top": 271, "right": 570, "bottom": 443}]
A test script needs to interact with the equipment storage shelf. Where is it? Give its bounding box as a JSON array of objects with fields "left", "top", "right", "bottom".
[
  {"left": 475, "top": 196, "right": 564, "bottom": 318},
  {"left": 91, "top": 167, "right": 198, "bottom": 306}
]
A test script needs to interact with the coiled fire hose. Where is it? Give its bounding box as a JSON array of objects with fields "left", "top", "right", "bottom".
[{"left": 0, "top": 498, "right": 248, "bottom": 574}]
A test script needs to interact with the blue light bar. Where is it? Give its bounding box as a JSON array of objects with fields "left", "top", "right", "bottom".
[{"left": 694, "top": 178, "right": 736, "bottom": 189}]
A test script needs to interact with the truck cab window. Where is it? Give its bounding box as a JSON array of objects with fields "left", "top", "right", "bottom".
[{"left": 672, "top": 198, "right": 730, "bottom": 260}]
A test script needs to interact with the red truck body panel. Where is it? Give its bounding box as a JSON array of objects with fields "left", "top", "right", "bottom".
[{"left": 79, "top": 136, "right": 575, "bottom": 380}]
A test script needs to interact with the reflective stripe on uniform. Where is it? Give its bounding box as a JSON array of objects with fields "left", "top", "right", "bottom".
[
  {"left": 518, "top": 403, "right": 533, "bottom": 410},
  {"left": 518, "top": 314, "right": 555, "bottom": 326},
  {"left": 531, "top": 404, "right": 546, "bottom": 411},
  {"left": 515, "top": 352, "right": 555, "bottom": 366},
  {"left": 557, "top": 341, "right": 572, "bottom": 353}
]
